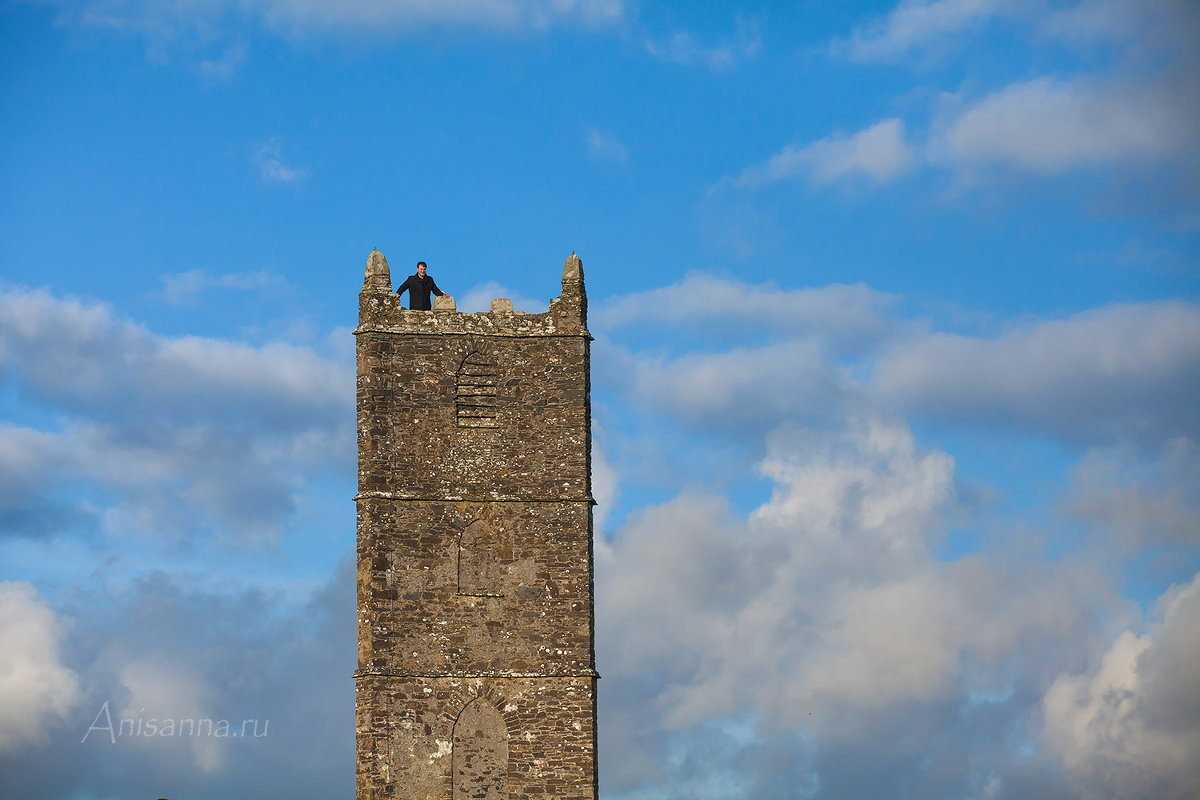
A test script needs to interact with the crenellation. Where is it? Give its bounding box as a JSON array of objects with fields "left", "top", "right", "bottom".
[
  {"left": 357, "top": 252, "right": 589, "bottom": 339},
  {"left": 356, "top": 300, "right": 587, "bottom": 339}
]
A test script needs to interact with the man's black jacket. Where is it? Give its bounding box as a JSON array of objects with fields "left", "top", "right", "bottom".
[{"left": 395, "top": 273, "right": 444, "bottom": 310}]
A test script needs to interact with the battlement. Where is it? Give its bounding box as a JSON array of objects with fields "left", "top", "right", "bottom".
[{"left": 356, "top": 249, "right": 588, "bottom": 338}]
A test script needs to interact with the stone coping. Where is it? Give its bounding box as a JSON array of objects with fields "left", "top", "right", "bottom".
[
  {"left": 353, "top": 669, "right": 601, "bottom": 679},
  {"left": 353, "top": 492, "right": 597, "bottom": 504},
  {"left": 356, "top": 293, "right": 588, "bottom": 338}
]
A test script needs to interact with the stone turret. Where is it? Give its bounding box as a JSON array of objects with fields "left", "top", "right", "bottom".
[{"left": 550, "top": 251, "right": 587, "bottom": 333}]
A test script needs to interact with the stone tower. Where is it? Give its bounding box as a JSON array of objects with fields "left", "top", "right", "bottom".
[{"left": 354, "top": 250, "right": 598, "bottom": 800}]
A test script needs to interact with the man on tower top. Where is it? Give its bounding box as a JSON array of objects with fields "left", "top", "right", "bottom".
[{"left": 395, "top": 261, "right": 453, "bottom": 310}]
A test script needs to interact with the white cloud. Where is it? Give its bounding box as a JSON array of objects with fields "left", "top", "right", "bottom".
[
  {"left": 598, "top": 416, "right": 1118, "bottom": 742},
  {"left": 751, "top": 419, "right": 955, "bottom": 552},
  {"left": 155, "top": 269, "right": 287, "bottom": 307},
  {"left": 0, "top": 420, "right": 341, "bottom": 544},
  {"left": 1059, "top": 438, "right": 1200, "bottom": 549},
  {"left": 40, "top": 0, "right": 623, "bottom": 43},
  {"left": 56, "top": 0, "right": 230, "bottom": 40},
  {"left": 259, "top": 0, "right": 623, "bottom": 31},
  {"left": 1041, "top": 572, "right": 1200, "bottom": 799},
  {"left": 596, "top": 277, "right": 889, "bottom": 438},
  {"left": 643, "top": 14, "right": 761, "bottom": 70},
  {"left": 253, "top": 138, "right": 308, "bottom": 185},
  {"left": 593, "top": 276, "right": 1197, "bottom": 794},
  {"left": 0, "top": 426, "right": 63, "bottom": 507},
  {"left": 604, "top": 288, "right": 1199, "bottom": 449},
  {"left": 932, "top": 76, "right": 1196, "bottom": 173},
  {"left": 610, "top": 339, "right": 858, "bottom": 433},
  {"left": 831, "top": 2, "right": 1200, "bottom": 185},
  {"left": 0, "top": 583, "right": 81, "bottom": 753},
  {"left": 872, "top": 301, "right": 1200, "bottom": 447},
  {"left": 114, "top": 658, "right": 226, "bottom": 772},
  {"left": 834, "top": 0, "right": 1012, "bottom": 62},
  {"left": 591, "top": 439, "right": 619, "bottom": 531},
  {"left": 836, "top": 0, "right": 1200, "bottom": 64},
  {"left": 735, "top": 118, "right": 916, "bottom": 189},
  {"left": 194, "top": 41, "right": 246, "bottom": 81},
  {"left": 8, "top": 562, "right": 357, "bottom": 798},
  {"left": 0, "top": 288, "right": 350, "bottom": 427},
  {"left": 596, "top": 272, "right": 895, "bottom": 347},
  {"left": 583, "top": 126, "right": 628, "bottom": 163},
  {"left": 1040, "top": 0, "right": 1197, "bottom": 51},
  {"left": 0, "top": 287, "right": 353, "bottom": 543}
]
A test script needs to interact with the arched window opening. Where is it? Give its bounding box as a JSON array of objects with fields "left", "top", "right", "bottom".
[
  {"left": 456, "top": 351, "right": 498, "bottom": 428},
  {"left": 452, "top": 698, "right": 508, "bottom": 800},
  {"left": 458, "top": 520, "right": 504, "bottom": 596}
]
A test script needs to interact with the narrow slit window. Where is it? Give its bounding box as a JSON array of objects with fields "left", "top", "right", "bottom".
[{"left": 457, "top": 351, "right": 498, "bottom": 428}]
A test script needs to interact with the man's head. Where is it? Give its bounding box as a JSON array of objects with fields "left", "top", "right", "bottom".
[{"left": 416, "top": 261, "right": 427, "bottom": 277}]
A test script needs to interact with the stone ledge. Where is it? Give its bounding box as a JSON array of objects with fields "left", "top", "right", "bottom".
[
  {"left": 353, "top": 492, "right": 597, "bottom": 504},
  {"left": 354, "top": 670, "right": 600, "bottom": 679},
  {"left": 354, "top": 326, "right": 593, "bottom": 341}
]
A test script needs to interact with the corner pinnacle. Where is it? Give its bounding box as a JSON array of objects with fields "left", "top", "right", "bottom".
[
  {"left": 363, "top": 249, "right": 392, "bottom": 294},
  {"left": 563, "top": 252, "right": 583, "bottom": 284}
]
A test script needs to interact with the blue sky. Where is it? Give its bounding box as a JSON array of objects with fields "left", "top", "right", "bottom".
[{"left": 1, "top": 1, "right": 1198, "bottom": 798}]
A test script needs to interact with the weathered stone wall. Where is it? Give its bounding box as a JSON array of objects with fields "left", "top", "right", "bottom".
[
  {"left": 356, "top": 333, "right": 589, "bottom": 500},
  {"left": 356, "top": 499, "right": 594, "bottom": 676},
  {"left": 356, "top": 676, "right": 596, "bottom": 800},
  {"left": 355, "top": 250, "right": 597, "bottom": 800}
]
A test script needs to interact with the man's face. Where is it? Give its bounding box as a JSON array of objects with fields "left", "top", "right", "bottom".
[{"left": 417, "top": 263, "right": 427, "bottom": 277}]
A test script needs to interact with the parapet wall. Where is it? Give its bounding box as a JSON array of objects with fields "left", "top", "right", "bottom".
[{"left": 356, "top": 249, "right": 588, "bottom": 338}]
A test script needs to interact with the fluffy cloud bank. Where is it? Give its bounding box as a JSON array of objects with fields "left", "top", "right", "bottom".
[
  {"left": 595, "top": 413, "right": 1199, "bottom": 798},
  {"left": 873, "top": 301, "right": 1200, "bottom": 448},
  {"left": 593, "top": 271, "right": 1199, "bottom": 797},
  {"left": 932, "top": 75, "right": 1200, "bottom": 173},
  {"left": 775, "top": 1, "right": 1200, "bottom": 193},
  {"left": 602, "top": 275, "right": 1200, "bottom": 450},
  {"left": 0, "top": 583, "right": 81, "bottom": 754},
  {"left": 0, "top": 563, "right": 356, "bottom": 799},
  {"left": 0, "top": 287, "right": 353, "bottom": 544},
  {"left": 1042, "top": 573, "right": 1200, "bottom": 799},
  {"left": 596, "top": 273, "right": 895, "bottom": 345}
]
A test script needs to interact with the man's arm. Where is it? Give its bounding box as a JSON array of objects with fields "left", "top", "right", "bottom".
[
  {"left": 429, "top": 277, "right": 452, "bottom": 301},
  {"left": 395, "top": 276, "right": 410, "bottom": 296}
]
